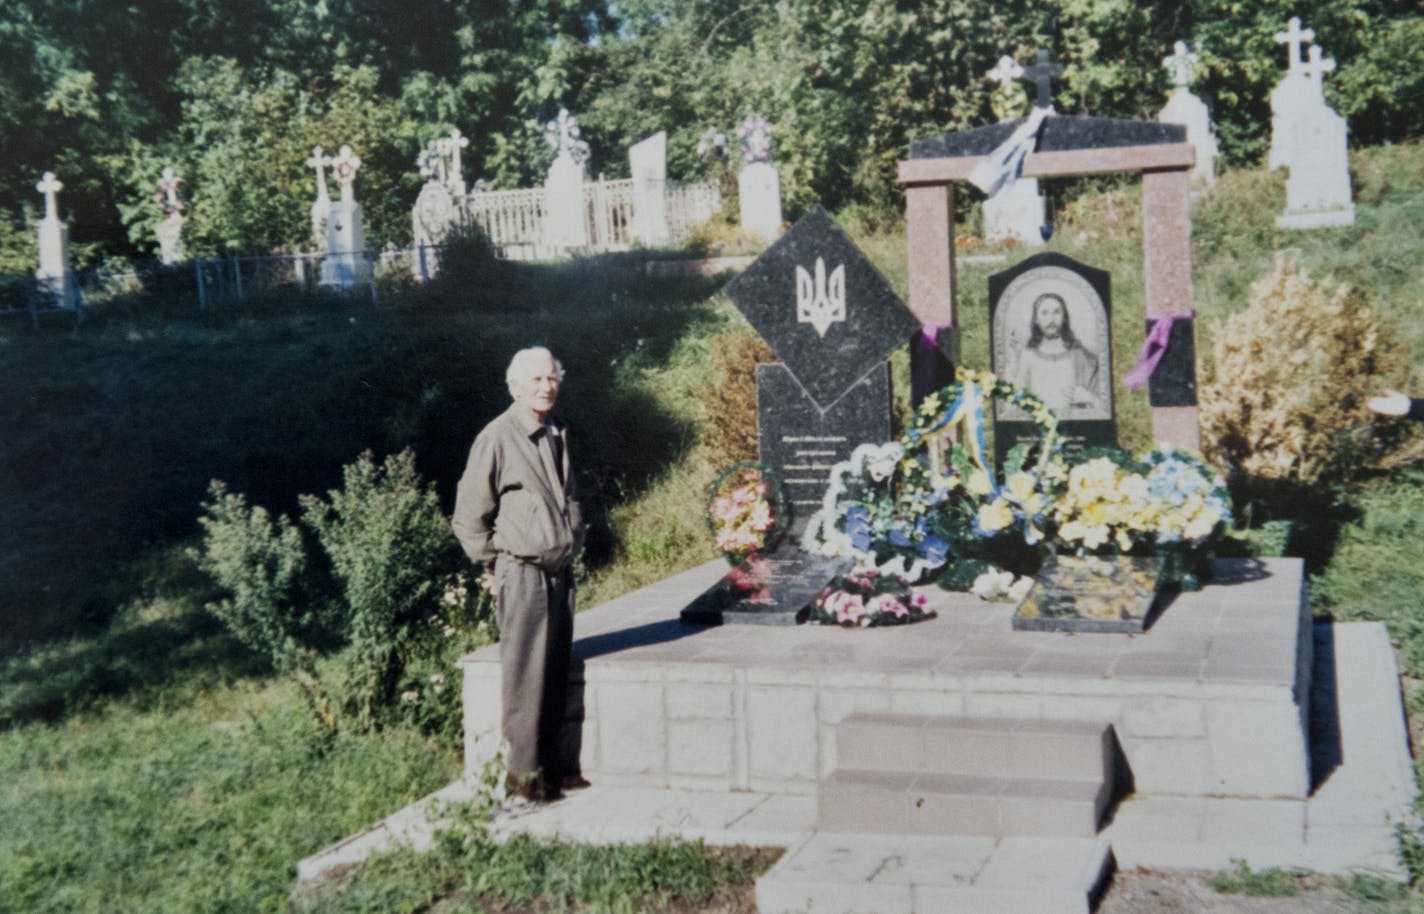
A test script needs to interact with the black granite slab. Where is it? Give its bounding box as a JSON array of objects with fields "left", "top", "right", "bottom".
[
  {"left": 723, "top": 205, "right": 920, "bottom": 410},
  {"left": 757, "top": 361, "right": 891, "bottom": 536},
  {"left": 679, "top": 539, "right": 854, "bottom": 626},
  {"left": 988, "top": 252, "right": 1117, "bottom": 466},
  {"left": 1145, "top": 316, "right": 1199, "bottom": 408},
  {"left": 1013, "top": 554, "right": 1162, "bottom": 633},
  {"left": 910, "top": 117, "right": 1187, "bottom": 160}
]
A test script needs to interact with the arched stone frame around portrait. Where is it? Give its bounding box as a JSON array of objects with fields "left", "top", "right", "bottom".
[
  {"left": 896, "top": 116, "right": 1201, "bottom": 455},
  {"left": 989, "top": 251, "right": 1114, "bottom": 425}
]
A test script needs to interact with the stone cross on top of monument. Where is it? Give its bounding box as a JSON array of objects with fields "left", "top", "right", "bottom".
[
  {"left": 545, "top": 108, "right": 591, "bottom": 167},
  {"left": 987, "top": 55, "right": 1024, "bottom": 89},
  {"left": 1301, "top": 43, "right": 1337, "bottom": 94},
  {"left": 1024, "top": 49, "right": 1064, "bottom": 110},
  {"left": 331, "top": 145, "right": 361, "bottom": 202},
  {"left": 36, "top": 171, "right": 62, "bottom": 222},
  {"left": 307, "top": 146, "right": 332, "bottom": 200},
  {"left": 1163, "top": 41, "right": 1200, "bottom": 91},
  {"left": 443, "top": 128, "right": 469, "bottom": 194},
  {"left": 1275, "top": 16, "right": 1315, "bottom": 71},
  {"left": 156, "top": 167, "right": 184, "bottom": 216}
]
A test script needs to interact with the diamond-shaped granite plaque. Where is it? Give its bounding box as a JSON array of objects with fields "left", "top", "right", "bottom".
[{"left": 724, "top": 205, "right": 920, "bottom": 409}]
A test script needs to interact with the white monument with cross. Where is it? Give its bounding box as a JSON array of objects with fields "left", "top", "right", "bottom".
[
  {"left": 306, "top": 146, "right": 333, "bottom": 249},
  {"left": 542, "top": 109, "right": 592, "bottom": 253},
  {"left": 34, "top": 171, "right": 77, "bottom": 307},
  {"left": 1158, "top": 41, "right": 1218, "bottom": 188},
  {"left": 411, "top": 128, "right": 474, "bottom": 279},
  {"left": 155, "top": 167, "right": 186, "bottom": 264},
  {"left": 319, "top": 145, "right": 372, "bottom": 289},
  {"left": 982, "top": 54, "right": 1047, "bottom": 246},
  {"left": 1269, "top": 17, "right": 1355, "bottom": 228}
]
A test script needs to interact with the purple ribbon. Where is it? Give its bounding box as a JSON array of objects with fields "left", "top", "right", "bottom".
[
  {"left": 1123, "top": 310, "right": 1194, "bottom": 389},
  {"left": 920, "top": 321, "right": 954, "bottom": 346}
]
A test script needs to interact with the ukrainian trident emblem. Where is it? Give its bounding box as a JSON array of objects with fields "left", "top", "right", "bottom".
[{"left": 795, "top": 257, "right": 846, "bottom": 337}]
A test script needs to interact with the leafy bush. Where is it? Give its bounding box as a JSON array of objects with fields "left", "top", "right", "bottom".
[
  {"left": 1199, "top": 256, "right": 1409, "bottom": 499},
  {"left": 193, "top": 481, "right": 317, "bottom": 672},
  {"left": 300, "top": 450, "right": 465, "bottom": 730},
  {"left": 699, "top": 323, "right": 774, "bottom": 462},
  {"left": 196, "top": 450, "right": 488, "bottom": 739}
]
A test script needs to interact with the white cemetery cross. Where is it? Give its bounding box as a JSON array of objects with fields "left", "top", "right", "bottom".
[
  {"left": 319, "top": 145, "right": 372, "bottom": 289},
  {"left": 34, "top": 171, "right": 75, "bottom": 306},
  {"left": 628, "top": 131, "right": 670, "bottom": 246},
  {"left": 736, "top": 115, "right": 782, "bottom": 242},
  {"left": 443, "top": 127, "right": 470, "bottom": 197},
  {"left": 1269, "top": 24, "right": 1355, "bottom": 228},
  {"left": 155, "top": 167, "right": 186, "bottom": 264},
  {"left": 982, "top": 54, "right": 1046, "bottom": 245},
  {"left": 1158, "top": 41, "right": 1218, "bottom": 187},
  {"left": 542, "top": 108, "right": 591, "bottom": 254},
  {"left": 306, "top": 146, "right": 333, "bottom": 249}
]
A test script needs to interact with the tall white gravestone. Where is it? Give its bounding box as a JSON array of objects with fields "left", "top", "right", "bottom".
[
  {"left": 736, "top": 116, "right": 782, "bottom": 242},
  {"left": 982, "top": 55, "right": 1046, "bottom": 245},
  {"left": 319, "top": 145, "right": 372, "bottom": 290},
  {"left": 628, "top": 131, "right": 669, "bottom": 246},
  {"left": 155, "top": 167, "right": 186, "bottom": 264},
  {"left": 1269, "top": 18, "right": 1355, "bottom": 228},
  {"left": 1158, "top": 41, "right": 1218, "bottom": 187},
  {"left": 542, "top": 109, "right": 591, "bottom": 254},
  {"left": 306, "top": 146, "right": 333, "bottom": 249},
  {"left": 34, "top": 172, "right": 76, "bottom": 307}
]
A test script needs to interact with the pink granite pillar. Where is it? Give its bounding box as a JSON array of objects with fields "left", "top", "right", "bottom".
[
  {"left": 1141, "top": 167, "right": 1200, "bottom": 452},
  {"left": 905, "top": 183, "right": 957, "bottom": 405},
  {"left": 905, "top": 184, "right": 956, "bottom": 328}
]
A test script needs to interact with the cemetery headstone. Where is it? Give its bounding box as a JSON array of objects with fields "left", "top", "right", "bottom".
[
  {"left": 542, "top": 108, "right": 591, "bottom": 254},
  {"left": 628, "top": 131, "right": 670, "bottom": 246},
  {"left": 155, "top": 167, "right": 185, "bottom": 265},
  {"left": 736, "top": 116, "right": 782, "bottom": 243},
  {"left": 1268, "top": 18, "right": 1355, "bottom": 228},
  {"left": 411, "top": 133, "right": 466, "bottom": 280},
  {"left": 319, "top": 145, "right": 372, "bottom": 290},
  {"left": 989, "top": 251, "right": 1116, "bottom": 466},
  {"left": 1013, "top": 554, "right": 1162, "bottom": 633},
  {"left": 306, "top": 146, "right": 333, "bottom": 249},
  {"left": 1158, "top": 41, "right": 1218, "bottom": 188},
  {"left": 681, "top": 205, "right": 920, "bottom": 625},
  {"left": 34, "top": 171, "right": 76, "bottom": 308},
  {"left": 982, "top": 55, "right": 1046, "bottom": 246}
]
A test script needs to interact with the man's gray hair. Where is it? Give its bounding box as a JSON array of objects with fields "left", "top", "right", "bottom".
[{"left": 505, "top": 346, "right": 565, "bottom": 394}]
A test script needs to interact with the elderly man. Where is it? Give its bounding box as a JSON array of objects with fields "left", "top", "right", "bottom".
[{"left": 453, "top": 347, "right": 586, "bottom": 803}]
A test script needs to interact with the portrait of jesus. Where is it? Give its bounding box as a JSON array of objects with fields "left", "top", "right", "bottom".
[{"left": 991, "top": 262, "right": 1113, "bottom": 423}]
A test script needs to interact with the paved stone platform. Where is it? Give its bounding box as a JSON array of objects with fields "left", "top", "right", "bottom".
[
  {"left": 297, "top": 558, "right": 1415, "bottom": 899},
  {"left": 298, "top": 621, "right": 1411, "bottom": 890},
  {"left": 463, "top": 557, "right": 1316, "bottom": 799}
]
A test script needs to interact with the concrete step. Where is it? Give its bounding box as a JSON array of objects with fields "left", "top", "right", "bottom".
[
  {"left": 819, "top": 768, "right": 1111, "bottom": 838},
  {"left": 756, "top": 832, "right": 1113, "bottom": 914},
  {"left": 835, "top": 712, "right": 1114, "bottom": 783}
]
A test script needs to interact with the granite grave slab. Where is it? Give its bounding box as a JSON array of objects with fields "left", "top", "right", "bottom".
[
  {"left": 1013, "top": 554, "right": 1162, "bottom": 634},
  {"left": 723, "top": 204, "right": 920, "bottom": 410},
  {"left": 679, "top": 541, "right": 853, "bottom": 626}
]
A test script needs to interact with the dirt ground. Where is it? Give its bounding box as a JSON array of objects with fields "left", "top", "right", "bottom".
[{"left": 1094, "top": 866, "right": 1405, "bottom": 913}]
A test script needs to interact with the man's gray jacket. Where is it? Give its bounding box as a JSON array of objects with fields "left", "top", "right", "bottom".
[{"left": 452, "top": 403, "right": 585, "bottom": 571}]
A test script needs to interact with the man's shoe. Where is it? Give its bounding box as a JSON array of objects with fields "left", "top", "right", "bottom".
[
  {"left": 505, "top": 771, "right": 538, "bottom": 802},
  {"left": 561, "top": 774, "right": 592, "bottom": 790}
]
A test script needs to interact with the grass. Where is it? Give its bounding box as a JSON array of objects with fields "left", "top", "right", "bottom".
[
  {"left": 0, "top": 664, "right": 459, "bottom": 914},
  {"left": 4, "top": 143, "right": 1424, "bottom": 911},
  {"left": 1208, "top": 859, "right": 1305, "bottom": 896}
]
